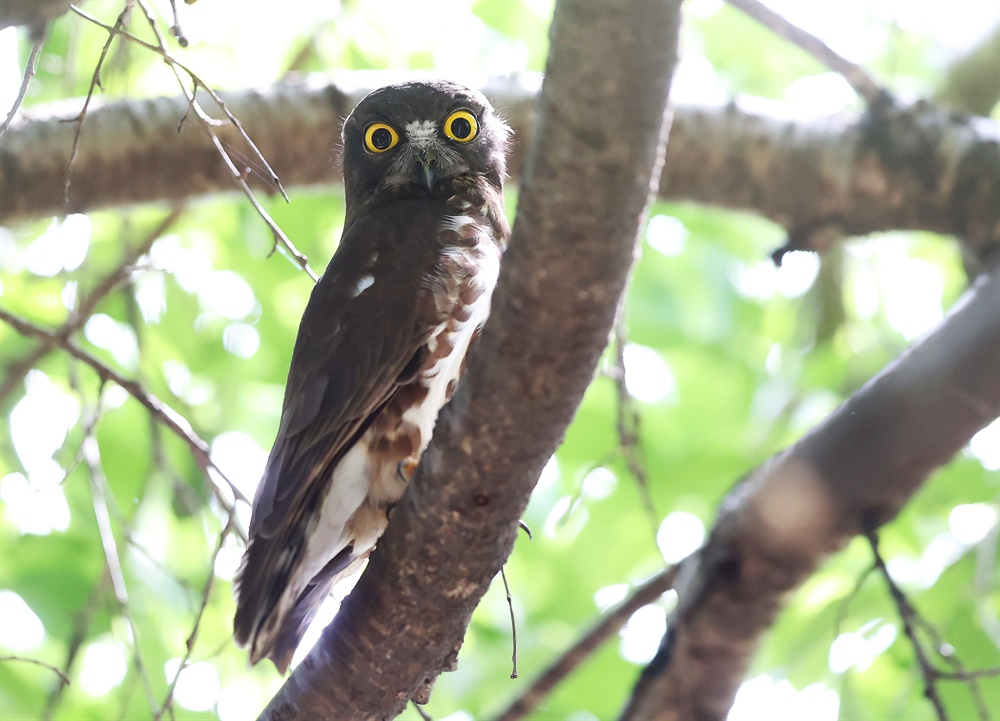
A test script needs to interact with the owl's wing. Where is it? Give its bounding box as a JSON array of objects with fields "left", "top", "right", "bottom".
[
  {"left": 252, "top": 208, "right": 443, "bottom": 538},
  {"left": 234, "top": 205, "right": 445, "bottom": 654}
]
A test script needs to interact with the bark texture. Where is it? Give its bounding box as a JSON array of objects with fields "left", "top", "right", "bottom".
[
  {"left": 664, "top": 101, "right": 1000, "bottom": 257},
  {"left": 2, "top": 77, "right": 997, "bottom": 254},
  {"left": 619, "top": 263, "right": 1000, "bottom": 721},
  {"left": 256, "top": 1, "right": 680, "bottom": 718}
]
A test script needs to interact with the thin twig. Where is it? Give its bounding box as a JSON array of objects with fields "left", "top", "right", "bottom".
[
  {"left": 938, "top": 668, "right": 1000, "bottom": 681},
  {"left": 0, "top": 205, "right": 185, "bottom": 407},
  {"left": 500, "top": 566, "right": 519, "bottom": 679},
  {"left": 81, "top": 419, "right": 161, "bottom": 715},
  {"left": 410, "top": 701, "right": 433, "bottom": 721},
  {"left": 77, "top": 416, "right": 200, "bottom": 602},
  {"left": 0, "top": 33, "right": 45, "bottom": 136},
  {"left": 165, "top": 0, "right": 188, "bottom": 47},
  {"left": 129, "top": 0, "right": 294, "bottom": 205},
  {"left": 839, "top": 526, "right": 991, "bottom": 719},
  {"left": 833, "top": 564, "right": 875, "bottom": 640},
  {"left": 866, "top": 525, "right": 995, "bottom": 721},
  {"left": 148, "top": 410, "right": 209, "bottom": 517},
  {"left": 76, "top": 399, "right": 155, "bottom": 721},
  {"left": 201, "top": 120, "right": 314, "bottom": 277},
  {"left": 69, "top": 3, "right": 317, "bottom": 280},
  {"left": 495, "top": 566, "right": 677, "bottom": 721},
  {"left": 118, "top": 526, "right": 196, "bottom": 601},
  {"left": 0, "top": 656, "right": 71, "bottom": 687},
  {"left": 155, "top": 517, "right": 233, "bottom": 721},
  {"left": 42, "top": 577, "right": 106, "bottom": 720},
  {"left": 612, "top": 319, "right": 660, "bottom": 540},
  {"left": 0, "top": 308, "right": 249, "bottom": 528},
  {"left": 865, "top": 526, "right": 949, "bottom": 721},
  {"left": 63, "top": 2, "right": 133, "bottom": 206},
  {"left": 911, "top": 604, "right": 992, "bottom": 720},
  {"left": 725, "top": 0, "right": 888, "bottom": 106}
]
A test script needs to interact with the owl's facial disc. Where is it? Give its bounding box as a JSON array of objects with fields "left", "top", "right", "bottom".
[{"left": 341, "top": 81, "right": 508, "bottom": 212}]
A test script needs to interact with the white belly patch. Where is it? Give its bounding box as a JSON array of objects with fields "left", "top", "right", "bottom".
[{"left": 296, "top": 210, "right": 501, "bottom": 593}]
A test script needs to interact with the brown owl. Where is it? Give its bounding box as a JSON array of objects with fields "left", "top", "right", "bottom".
[{"left": 233, "top": 80, "right": 510, "bottom": 673}]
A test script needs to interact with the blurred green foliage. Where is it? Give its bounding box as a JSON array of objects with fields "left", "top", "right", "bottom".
[{"left": 1, "top": 1, "right": 997, "bottom": 720}]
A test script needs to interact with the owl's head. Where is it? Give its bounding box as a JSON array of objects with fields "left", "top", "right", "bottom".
[{"left": 341, "top": 80, "right": 510, "bottom": 210}]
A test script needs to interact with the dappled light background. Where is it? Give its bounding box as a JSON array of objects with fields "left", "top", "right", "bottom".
[{"left": 1, "top": 1, "right": 998, "bottom": 720}]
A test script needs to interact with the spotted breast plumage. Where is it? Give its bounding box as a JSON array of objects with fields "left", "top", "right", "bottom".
[{"left": 232, "top": 80, "right": 510, "bottom": 673}]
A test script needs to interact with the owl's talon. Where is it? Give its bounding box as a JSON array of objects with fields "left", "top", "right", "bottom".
[
  {"left": 397, "top": 457, "right": 420, "bottom": 483},
  {"left": 518, "top": 519, "right": 533, "bottom": 540}
]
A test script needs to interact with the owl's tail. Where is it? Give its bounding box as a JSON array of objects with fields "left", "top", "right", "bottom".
[{"left": 233, "top": 536, "right": 365, "bottom": 674}]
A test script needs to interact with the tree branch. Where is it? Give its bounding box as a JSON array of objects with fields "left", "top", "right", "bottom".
[
  {"left": 61, "top": 3, "right": 131, "bottom": 208},
  {"left": 255, "top": 0, "right": 681, "bottom": 718},
  {"left": 0, "top": 32, "right": 44, "bottom": 135},
  {"left": 81, "top": 425, "right": 162, "bottom": 715},
  {"left": 2, "top": 77, "right": 996, "bottom": 254},
  {"left": 0, "top": 656, "right": 71, "bottom": 687},
  {"left": 0, "top": 204, "right": 184, "bottom": 407},
  {"left": 674, "top": 101, "right": 1000, "bottom": 260},
  {"left": 619, "top": 262, "right": 1000, "bottom": 721},
  {"left": 724, "top": 0, "right": 887, "bottom": 106},
  {"left": 155, "top": 516, "right": 233, "bottom": 721},
  {"left": 865, "top": 528, "right": 948, "bottom": 721},
  {"left": 495, "top": 567, "right": 677, "bottom": 721},
  {"left": 0, "top": 308, "right": 248, "bottom": 534},
  {"left": 68, "top": 3, "right": 316, "bottom": 280},
  {"left": 867, "top": 527, "right": 993, "bottom": 721}
]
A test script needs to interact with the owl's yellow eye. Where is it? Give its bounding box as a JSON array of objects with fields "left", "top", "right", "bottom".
[
  {"left": 443, "top": 110, "right": 478, "bottom": 142},
  {"left": 364, "top": 123, "right": 399, "bottom": 153}
]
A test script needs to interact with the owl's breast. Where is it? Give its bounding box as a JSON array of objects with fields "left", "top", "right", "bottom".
[{"left": 364, "top": 207, "right": 501, "bottom": 505}]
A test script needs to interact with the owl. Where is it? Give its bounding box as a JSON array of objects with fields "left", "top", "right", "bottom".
[{"left": 233, "top": 80, "right": 510, "bottom": 673}]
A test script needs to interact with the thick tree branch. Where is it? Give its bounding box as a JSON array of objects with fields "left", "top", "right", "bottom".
[
  {"left": 0, "top": 78, "right": 353, "bottom": 223},
  {"left": 619, "top": 263, "right": 1000, "bottom": 721},
  {"left": 2, "top": 78, "right": 997, "bottom": 254},
  {"left": 256, "top": 1, "right": 680, "bottom": 718},
  {"left": 672, "top": 101, "right": 1000, "bottom": 259}
]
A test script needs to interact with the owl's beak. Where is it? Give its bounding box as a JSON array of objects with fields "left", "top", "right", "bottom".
[{"left": 412, "top": 144, "right": 438, "bottom": 193}]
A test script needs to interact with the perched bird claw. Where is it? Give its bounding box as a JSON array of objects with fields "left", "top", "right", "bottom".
[{"left": 397, "top": 456, "right": 420, "bottom": 483}]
